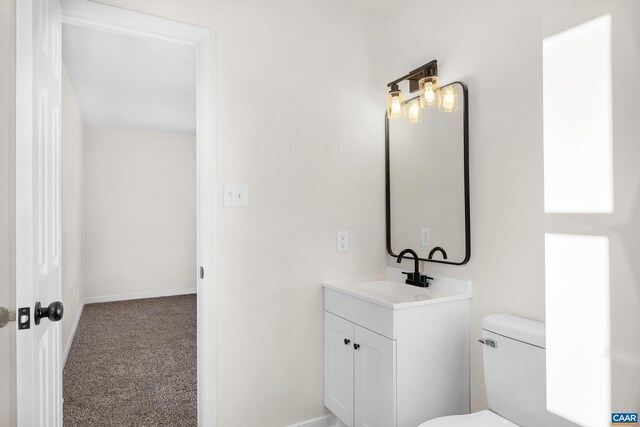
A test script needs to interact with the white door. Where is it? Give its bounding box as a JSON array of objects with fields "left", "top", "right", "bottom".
[
  {"left": 16, "top": 0, "right": 64, "bottom": 425},
  {"left": 324, "top": 312, "right": 354, "bottom": 426},
  {"left": 354, "top": 326, "right": 396, "bottom": 427}
]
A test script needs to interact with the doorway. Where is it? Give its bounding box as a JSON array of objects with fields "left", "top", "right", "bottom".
[
  {"left": 61, "top": 20, "right": 198, "bottom": 424},
  {"left": 14, "top": 1, "right": 216, "bottom": 425}
]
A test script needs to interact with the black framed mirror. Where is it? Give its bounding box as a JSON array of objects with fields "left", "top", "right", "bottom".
[{"left": 385, "top": 81, "right": 470, "bottom": 265}]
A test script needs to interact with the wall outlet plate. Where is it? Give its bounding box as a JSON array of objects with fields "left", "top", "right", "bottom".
[
  {"left": 337, "top": 231, "right": 349, "bottom": 252},
  {"left": 421, "top": 228, "right": 430, "bottom": 246},
  {"left": 223, "top": 183, "right": 248, "bottom": 207}
]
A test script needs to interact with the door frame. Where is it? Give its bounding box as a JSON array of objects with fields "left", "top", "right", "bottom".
[{"left": 15, "top": 0, "right": 217, "bottom": 425}]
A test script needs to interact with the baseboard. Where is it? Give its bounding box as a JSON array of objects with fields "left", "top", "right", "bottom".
[
  {"left": 83, "top": 288, "right": 197, "bottom": 305},
  {"left": 285, "top": 415, "right": 337, "bottom": 427},
  {"left": 63, "top": 300, "right": 85, "bottom": 368}
]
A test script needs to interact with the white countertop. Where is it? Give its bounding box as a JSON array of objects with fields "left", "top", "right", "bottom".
[{"left": 323, "top": 267, "right": 472, "bottom": 309}]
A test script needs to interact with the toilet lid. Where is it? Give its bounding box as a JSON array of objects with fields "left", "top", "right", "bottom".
[{"left": 418, "top": 410, "right": 520, "bottom": 427}]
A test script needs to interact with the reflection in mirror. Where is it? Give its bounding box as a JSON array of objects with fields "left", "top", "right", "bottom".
[{"left": 386, "top": 82, "right": 469, "bottom": 264}]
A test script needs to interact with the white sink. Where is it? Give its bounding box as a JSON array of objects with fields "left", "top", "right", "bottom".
[
  {"left": 357, "top": 280, "right": 432, "bottom": 300},
  {"left": 323, "top": 268, "right": 471, "bottom": 309}
]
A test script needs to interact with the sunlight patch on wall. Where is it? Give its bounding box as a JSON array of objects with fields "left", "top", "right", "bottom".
[
  {"left": 545, "top": 233, "right": 611, "bottom": 426},
  {"left": 543, "top": 15, "right": 613, "bottom": 213}
]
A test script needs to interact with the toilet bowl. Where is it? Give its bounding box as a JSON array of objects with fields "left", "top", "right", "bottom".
[{"left": 419, "top": 314, "right": 577, "bottom": 427}]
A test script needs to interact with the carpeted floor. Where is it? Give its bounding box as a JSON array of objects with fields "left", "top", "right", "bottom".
[{"left": 63, "top": 295, "right": 197, "bottom": 426}]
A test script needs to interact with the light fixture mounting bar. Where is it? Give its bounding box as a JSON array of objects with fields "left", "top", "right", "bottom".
[{"left": 387, "top": 60, "right": 438, "bottom": 93}]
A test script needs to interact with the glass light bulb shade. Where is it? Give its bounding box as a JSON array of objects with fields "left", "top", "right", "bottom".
[
  {"left": 387, "top": 90, "right": 405, "bottom": 120},
  {"left": 406, "top": 99, "right": 422, "bottom": 123},
  {"left": 438, "top": 85, "right": 458, "bottom": 113},
  {"left": 419, "top": 76, "right": 439, "bottom": 108}
]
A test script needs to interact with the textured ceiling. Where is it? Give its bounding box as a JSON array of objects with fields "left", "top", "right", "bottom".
[{"left": 62, "top": 24, "right": 196, "bottom": 134}]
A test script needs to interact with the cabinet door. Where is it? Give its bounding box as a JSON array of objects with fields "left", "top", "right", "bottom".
[
  {"left": 354, "top": 326, "right": 396, "bottom": 427},
  {"left": 325, "top": 312, "right": 355, "bottom": 426}
]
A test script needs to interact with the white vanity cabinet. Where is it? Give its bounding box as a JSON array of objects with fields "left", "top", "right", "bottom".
[
  {"left": 323, "top": 271, "right": 471, "bottom": 427},
  {"left": 325, "top": 311, "right": 395, "bottom": 427}
]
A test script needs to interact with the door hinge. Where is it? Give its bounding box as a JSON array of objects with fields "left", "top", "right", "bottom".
[
  {"left": 17, "top": 307, "right": 30, "bottom": 330},
  {"left": 478, "top": 338, "right": 497, "bottom": 348}
]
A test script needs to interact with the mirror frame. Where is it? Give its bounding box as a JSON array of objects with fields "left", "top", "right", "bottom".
[{"left": 385, "top": 81, "right": 470, "bottom": 265}]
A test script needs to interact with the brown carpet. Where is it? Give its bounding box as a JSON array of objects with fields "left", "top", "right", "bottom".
[{"left": 63, "top": 295, "right": 197, "bottom": 426}]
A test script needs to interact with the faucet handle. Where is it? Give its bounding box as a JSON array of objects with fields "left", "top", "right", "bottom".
[
  {"left": 402, "top": 271, "right": 433, "bottom": 280},
  {"left": 402, "top": 271, "right": 418, "bottom": 282},
  {"left": 402, "top": 272, "right": 433, "bottom": 287},
  {"left": 417, "top": 273, "right": 433, "bottom": 284}
]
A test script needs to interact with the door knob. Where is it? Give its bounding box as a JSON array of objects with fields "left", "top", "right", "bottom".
[
  {"left": 34, "top": 301, "right": 64, "bottom": 325},
  {"left": 344, "top": 338, "right": 350, "bottom": 345},
  {"left": 353, "top": 343, "right": 360, "bottom": 350}
]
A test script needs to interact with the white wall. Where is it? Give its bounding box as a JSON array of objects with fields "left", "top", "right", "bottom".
[
  {"left": 92, "top": 1, "right": 387, "bottom": 425},
  {"left": 0, "top": 0, "right": 16, "bottom": 425},
  {"left": 375, "top": 0, "right": 545, "bottom": 411},
  {"left": 61, "top": 64, "right": 84, "bottom": 355},
  {"left": 82, "top": 127, "right": 196, "bottom": 300}
]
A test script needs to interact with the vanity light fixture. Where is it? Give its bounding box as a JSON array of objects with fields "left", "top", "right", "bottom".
[
  {"left": 387, "top": 60, "right": 457, "bottom": 122},
  {"left": 419, "top": 75, "right": 439, "bottom": 108},
  {"left": 406, "top": 99, "right": 422, "bottom": 123},
  {"left": 387, "top": 84, "right": 405, "bottom": 120},
  {"left": 438, "top": 85, "right": 458, "bottom": 113},
  {"left": 387, "top": 60, "right": 438, "bottom": 122}
]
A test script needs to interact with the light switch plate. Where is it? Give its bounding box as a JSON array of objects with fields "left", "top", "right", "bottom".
[
  {"left": 223, "top": 183, "right": 248, "bottom": 207},
  {"left": 337, "top": 231, "right": 349, "bottom": 252}
]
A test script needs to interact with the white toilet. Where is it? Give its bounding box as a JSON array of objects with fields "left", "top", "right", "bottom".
[{"left": 419, "top": 314, "right": 577, "bottom": 427}]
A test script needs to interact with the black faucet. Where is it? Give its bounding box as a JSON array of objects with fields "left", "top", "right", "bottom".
[
  {"left": 396, "top": 248, "right": 433, "bottom": 287},
  {"left": 428, "top": 246, "right": 448, "bottom": 260}
]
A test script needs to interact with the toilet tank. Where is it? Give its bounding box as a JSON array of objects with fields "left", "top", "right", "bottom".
[{"left": 481, "top": 314, "right": 577, "bottom": 427}]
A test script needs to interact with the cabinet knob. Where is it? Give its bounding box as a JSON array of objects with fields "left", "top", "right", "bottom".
[
  {"left": 353, "top": 343, "right": 360, "bottom": 350},
  {"left": 344, "top": 338, "right": 350, "bottom": 345}
]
